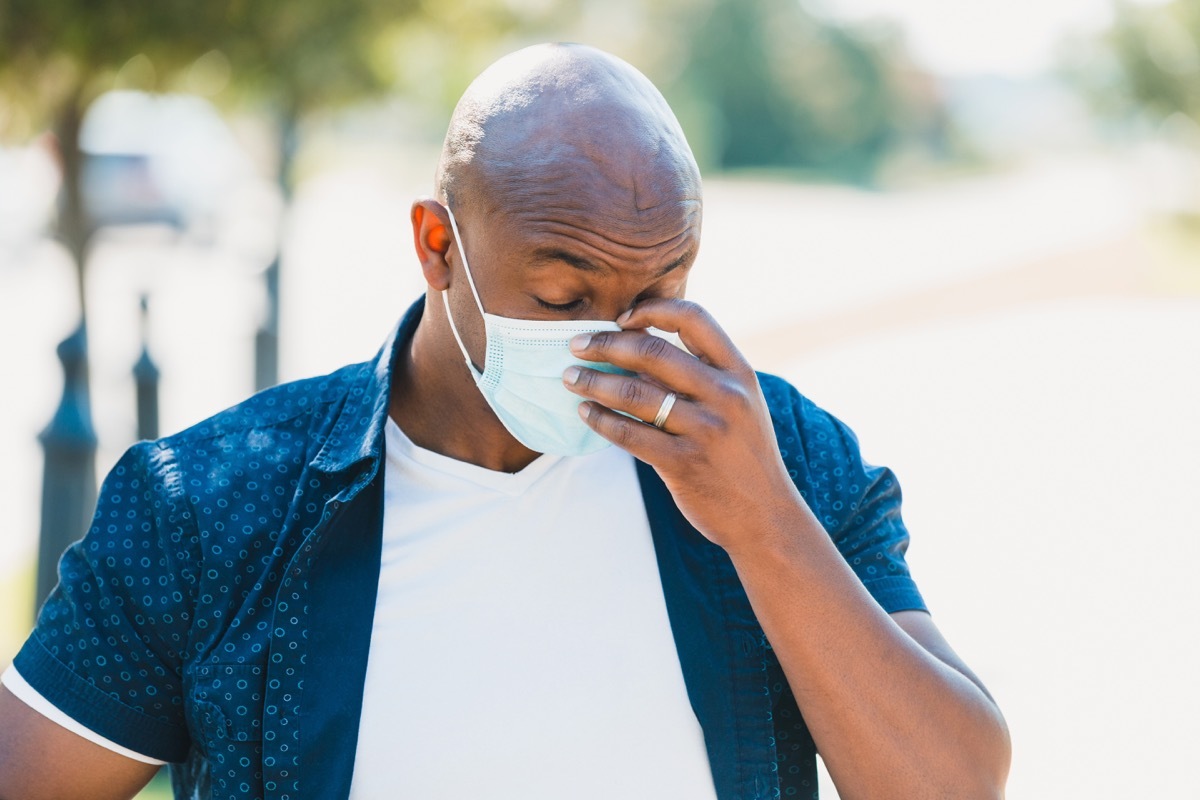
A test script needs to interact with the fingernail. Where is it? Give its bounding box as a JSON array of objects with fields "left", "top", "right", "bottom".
[
  {"left": 569, "top": 334, "right": 591, "bottom": 353},
  {"left": 563, "top": 366, "right": 581, "bottom": 385},
  {"left": 616, "top": 310, "right": 632, "bottom": 326},
  {"left": 578, "top": 403, "right": 591, "bottom": 420}
]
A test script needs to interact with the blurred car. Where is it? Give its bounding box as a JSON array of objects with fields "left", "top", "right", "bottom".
[{"left": 80, "top": 90, "right": 256, "bottom": 234}]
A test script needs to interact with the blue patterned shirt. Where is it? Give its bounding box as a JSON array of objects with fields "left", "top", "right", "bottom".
[{"left": 13, "top": 298, "right": 924, "bottom": 800}]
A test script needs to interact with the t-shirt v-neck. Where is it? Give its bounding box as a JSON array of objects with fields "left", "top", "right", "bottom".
[
  {"left": 348, "top": 416, "right": 718, "bottom": 799},
  {"left": 384, "top": 415, "right": 563, "bottom": 496}
]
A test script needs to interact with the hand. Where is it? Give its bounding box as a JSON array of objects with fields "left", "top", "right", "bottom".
[{"left": 564, "top": 299, "right": 805, "bottom": 553}]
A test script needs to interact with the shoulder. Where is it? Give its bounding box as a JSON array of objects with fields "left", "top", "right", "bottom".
[
  {"left": 114, "top": 360, "right": 371, "bottom": 515},
  {"left": 756, "top": 371, "right": 897, "bottom": 523},
  {"left": 757, "top": 371, "right": 806, "bottom": 423},
  {"left": 163, "top": 360, "right": 370, "bottom": 449},
  {"left": 756, "top": 371, "right": 858, "bottom": 452},
  {"left": 756, "top": 376, "right": 926, "bottom": 613}
]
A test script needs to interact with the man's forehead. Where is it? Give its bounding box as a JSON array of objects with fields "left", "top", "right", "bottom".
[
  {"left": 482, "top": 178, "right": 700, "bottom": 251},
  {"left": 466, "top": 199, "right": 701, "bottom": 294}
]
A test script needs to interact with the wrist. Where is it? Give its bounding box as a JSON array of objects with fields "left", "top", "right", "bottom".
[{"left": 721, "top": 485, "right": 822, "bottom": 563}]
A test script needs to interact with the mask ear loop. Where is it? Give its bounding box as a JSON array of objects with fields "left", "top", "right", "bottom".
[
  {"left": 444, "top": 206, "right": 487, "bottom": 315},
  {"left": 442, "top": 205, "right": 488, "bottom": 372}
]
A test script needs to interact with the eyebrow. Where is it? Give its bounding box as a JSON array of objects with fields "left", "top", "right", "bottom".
[{"left": 530, "top": 248, "right": 694, "bottom": 278}]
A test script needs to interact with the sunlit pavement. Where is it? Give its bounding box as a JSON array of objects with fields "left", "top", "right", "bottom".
[
  {"left": 782, "top": 294, "right": 1200, "bottom": 798},
  {"left": 1, "top": 154, "right": 1197, "bottom": 797}
]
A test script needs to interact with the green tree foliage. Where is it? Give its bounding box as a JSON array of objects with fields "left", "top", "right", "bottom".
[
  {"left": 677, "top": 0, "right": 898, "bottom": 179},
  {"left": 1067, "top": 0, "right": 1200, "bottom": 125},
  {"left": 196, "top": 2, "right": 409, "bottom": 117},
  {"left": 0, "top": 0, "right": 215, "bottom": 306},
  {"left": 0, "top": 0, "right": 423, "bottom": 297},
  {"left": 0, "top": 0, "right": 204, "bottom": 124},
  {"left": 559, "top": 0, "right": 946, "bottom": 183}
]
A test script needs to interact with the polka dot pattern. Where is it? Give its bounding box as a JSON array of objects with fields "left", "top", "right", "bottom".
[
  {"left": 15, "top": 358, "right": 367, "bottom": 799},
  {"left": 14, "top": 303, "right": 924, "bottom": 800},
  {"left": 761, "top": 374, "right": 924, "bottom": 614}
]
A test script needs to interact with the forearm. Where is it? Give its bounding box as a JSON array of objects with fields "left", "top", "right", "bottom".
[
  {"left": 726, "top": 496, "right": 1010, "bottom": 800},
  {"left": 563, "top": 300, "right": 1009, "bottom": 793}
]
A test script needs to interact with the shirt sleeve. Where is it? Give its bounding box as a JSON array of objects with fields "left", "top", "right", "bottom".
[
  {"left": 761, "top": 374, "right": 927, "bottom": 614},
  {"left": 11, "top": 440, "right": 197, "bottom": 763},
  {"left": 0, "top": 665, "right": 166, "bottom": 765}
]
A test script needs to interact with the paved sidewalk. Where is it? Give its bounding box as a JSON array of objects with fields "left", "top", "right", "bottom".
[{"left": 773, "top": 257, "right": 1200, "bottom": 798}]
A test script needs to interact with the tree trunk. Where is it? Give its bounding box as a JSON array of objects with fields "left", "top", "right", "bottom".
[
  {"left": 36, "top": 85, "right": 98, "bottom": 615},
  {"left": 55, "top": 85, "right": 92, "bottom": 321}
]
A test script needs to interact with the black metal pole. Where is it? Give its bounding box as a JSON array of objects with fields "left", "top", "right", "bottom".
[
  {"left": 36, "top": 324, "right": 97, "bottom": 610},
  {"left": 254, "top": 255, "right": 279, "bottom": 391},
  {"left": 253, "top": 109, "right": 297, "bottom": 392},
  {"left": 133, "top": 295, "right": 160, "bottom": 441}
]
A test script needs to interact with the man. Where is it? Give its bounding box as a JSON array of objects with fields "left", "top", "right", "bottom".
[{"left": 0, "top": 44, "right": 1010, "bottom": 799}]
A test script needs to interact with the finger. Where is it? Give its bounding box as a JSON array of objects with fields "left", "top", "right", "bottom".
[
  {"left": 577, "top": 401, "right": 679, "bottom": 466},
  {"left": 569, "top": 328, "right": 713, "bottom": 397},
  {"left": 616, "top": 298, "right": 748, "bottom": 372},
  {"left": 562, "top": 367, "right": 693, "bottom": 433}
]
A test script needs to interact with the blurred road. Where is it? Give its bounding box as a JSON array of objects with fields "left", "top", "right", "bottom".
[{"left": 1, "top": 152, "right": 1196, "bottom": 798}]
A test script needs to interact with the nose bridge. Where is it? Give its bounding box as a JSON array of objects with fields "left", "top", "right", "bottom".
[
  {"left": 589, "top": 275, "right": 644, "bottom": 321},
  {"left": 590, "top": 258, "right": 685, "bottom": 321}
]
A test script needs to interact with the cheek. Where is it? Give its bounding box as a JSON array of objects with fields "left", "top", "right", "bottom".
[{"left": 446, "top": 281, "right": 488, "bottom": 357}]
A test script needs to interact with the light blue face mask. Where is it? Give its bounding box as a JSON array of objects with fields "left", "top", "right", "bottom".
[{"left": 442, "top": 207, "right": 634, "bottom": 457}]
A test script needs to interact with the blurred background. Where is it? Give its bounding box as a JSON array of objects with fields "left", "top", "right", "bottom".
[{"left": 1, "top": 0, "right": 1198, "bottom": 797}]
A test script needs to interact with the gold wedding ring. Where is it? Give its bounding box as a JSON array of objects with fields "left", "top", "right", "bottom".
[{"left": 652, "top": 391, "right": 677, "bottom": 430}]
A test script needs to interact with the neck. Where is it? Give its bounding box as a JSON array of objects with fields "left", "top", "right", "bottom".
[{"left": 389, "top": 294, "right": 543, "bottom": 473}]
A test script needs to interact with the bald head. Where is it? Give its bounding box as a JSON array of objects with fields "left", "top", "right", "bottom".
[{"left": 436, "top": 44, "right": 701, "bottom": 230}]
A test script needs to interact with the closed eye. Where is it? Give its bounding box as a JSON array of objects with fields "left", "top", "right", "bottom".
[{"left": 534, "top": 298, "right": 584, "bottom": 312}]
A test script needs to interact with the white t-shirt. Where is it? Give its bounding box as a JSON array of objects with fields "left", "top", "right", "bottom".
[
  {"left": 348, "top": 418, "right": 716, "bottom": 798},
  {"left": 1, "top": 417, "right": 718, "bottom": 799}
]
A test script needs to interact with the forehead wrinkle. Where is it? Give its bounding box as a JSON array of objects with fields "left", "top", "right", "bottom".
[
  {"left": 529, "top": 247, "right": 608, "bottom": 274},
  {"left": 525, "top": 243, "right": 696, "bottom": 294},
  {"left": 506, "top": 204, "right": 702, "bottom": 258},
  {"left": 477, "top": 157, "right": 702, "bottom": 240}
]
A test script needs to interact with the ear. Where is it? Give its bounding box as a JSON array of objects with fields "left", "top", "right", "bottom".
[{"left": 411, "top": 199, "right": 453, "bottom": 291}]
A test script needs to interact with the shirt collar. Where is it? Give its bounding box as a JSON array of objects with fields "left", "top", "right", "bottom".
[{"left": 309, "top": 296, "right": 425, "bottom": 475}]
